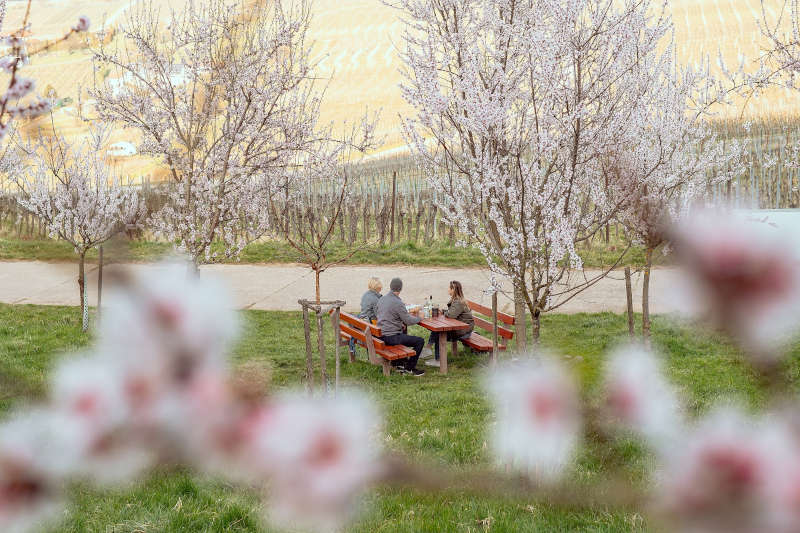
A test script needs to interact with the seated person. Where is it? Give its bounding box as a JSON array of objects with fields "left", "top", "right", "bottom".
[
  {"left": 422, "top": 280, "right": 474, "bottom": 367},
  {"left": 376, "top": 278, "right": 425, "bottom": 376},
  {"left": 359, "top": 277, "right": 382, "bottom": 323},
  {"left": 349, "top": 277, "right": 382, "bottom": 357}
]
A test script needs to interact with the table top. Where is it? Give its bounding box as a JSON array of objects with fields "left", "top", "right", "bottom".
[{"left": 418, "top": 316, "right": 468, "bottom": 332}]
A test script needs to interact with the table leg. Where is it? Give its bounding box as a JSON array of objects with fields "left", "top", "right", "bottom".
[{"left": 438, "top": 332, "right": 448, "bottom": 374}]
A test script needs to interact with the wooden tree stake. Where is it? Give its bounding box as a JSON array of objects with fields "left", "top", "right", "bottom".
[
  {"left": 491, "top": 291, "right": 499, "bottom": 366},
  {"left": 302, "top": 305, "right": 314, "bottom": 395}
]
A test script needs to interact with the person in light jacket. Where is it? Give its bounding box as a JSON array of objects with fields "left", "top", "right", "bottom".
[
  {"left": 376, "top": 277, "right": 425, "bottom": 376},
  {"left": 349, "top": 277, "right": 383, "bottom": 358},
  {"left": 359, "top": 277, "right": 382, "bottom": 323},
  {"left": 422, "top": 280, "right": 474, "bottom": 367}
]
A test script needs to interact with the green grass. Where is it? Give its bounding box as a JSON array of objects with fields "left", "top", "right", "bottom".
[
  {"left": 0, "top": 233, "right": 662, "bottom": 269},
  {"left": 1, "top": 304, "right": 776, "bottom": 532}
]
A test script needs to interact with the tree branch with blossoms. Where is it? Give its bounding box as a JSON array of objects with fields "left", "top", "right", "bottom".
[{"left": 0, "top": 0, "right": 90, "bottom": 141}]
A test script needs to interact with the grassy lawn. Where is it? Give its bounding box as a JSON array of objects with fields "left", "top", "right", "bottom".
[
  {"left": 0, "top": 304, "right": 776, "bottom": 532},
  {"left": 0, "top": 232, "right": 666, "bottom": 269}
]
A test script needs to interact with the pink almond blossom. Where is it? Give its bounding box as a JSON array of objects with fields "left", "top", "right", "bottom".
[
  {"left": 603, "top": 343, "right": 684, "bottom": 452},
  {"left": 99, "top": 261, "right": 238, "bottom": 394},
  {"left": 656, "top": 407, "right": 792, "bottom": 532},
  {"left": 0, "top": 411, "right": 76, "bottom": 533},
  {"left": 671, "top": 210, "right": 800, "bottom": 359},
  {"left": 256, "top": 391, "right": 382, "bottom": 532},
  {"left": 485, "top": 356, "right": 581, "bottom": 481}
]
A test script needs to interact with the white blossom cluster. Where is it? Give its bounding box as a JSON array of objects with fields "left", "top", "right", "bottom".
[
  {"left": 14, "top": 131, "right": 144, "bottom": 258},
  {"left": 487, "top": 344, "right": 800, "bottom": 532}
]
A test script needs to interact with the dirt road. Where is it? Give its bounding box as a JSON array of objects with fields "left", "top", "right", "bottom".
[{"left": 1, "top": 260, "right": 681, "bottom": 315}]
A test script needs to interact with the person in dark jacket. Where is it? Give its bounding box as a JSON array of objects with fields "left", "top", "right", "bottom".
[
  {"left": 376, "top": 278, "right": 425, "bottom": 376},
  {"left": 422, "top": 280, "right": 474, "bottom": 367}
]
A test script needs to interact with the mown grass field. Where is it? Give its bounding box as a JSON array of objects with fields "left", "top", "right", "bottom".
[{"left": 1, "top": 302, "right": 791, "bottom": 532}]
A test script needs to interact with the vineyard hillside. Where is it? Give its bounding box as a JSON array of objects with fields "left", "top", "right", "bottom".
[{"left": 2, "top": 0, "right": 797, "bottom": 179}]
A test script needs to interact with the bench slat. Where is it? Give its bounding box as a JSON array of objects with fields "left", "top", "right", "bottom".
[
  {"left": 337, "top": 315, "right": 413, "bottom": 363},
  {"left": 379, "top": 344, "right": 415, "bottom": 360},
  {"left": 473, "top": 316, "right": 514, "bottom": 340},
  {"left": 340, "top": 322, "right": 386, "bottom": 350},
  {"left": 462, "top": 332, "right": 507, "bottom": 352},
  {"left": 466, "top": 300, "right": 515, "bottom": 325},
  {"left": 339, "top": 311, "right": 382, "bottom": 337}
]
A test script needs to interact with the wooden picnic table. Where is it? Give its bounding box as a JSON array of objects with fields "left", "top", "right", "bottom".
[{"left": 418, "top": 315, "right": 468, "bottom": 374}]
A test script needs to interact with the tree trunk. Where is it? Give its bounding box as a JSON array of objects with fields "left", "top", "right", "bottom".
[
  {"left": 642, "top": 247, "right": 653, "bottom": 342},
  {"left": 625, "top": 266, "right": 634, "bottom": 337},
  {"left": 514, "top": 285, "right": 528, "bottom": 351},
  {"left": 532, "top": 309, "right": 541, "bottom": 343},
  {"left": 188, "top": 257, "right": 200, "bottom": 278},
  {"left": 302, "top": 305, "right": 314, "bottom": 395},
  {"left": 79, "top": 250, "right": 88, "bottom": 332},
  {"left": 315, "top": 268, "right": 321, "bottom": 304},
  {"left": 316, "top": 310, "right": 328, "bottom": 395}
]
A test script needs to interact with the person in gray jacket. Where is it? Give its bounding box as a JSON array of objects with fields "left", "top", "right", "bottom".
[
  {"left": 358, "top": 277, "right": 383, "bottom": 322},
  {"left": 376, "top": 277, "right": 425, "bottom": 376},
  {"left": 349, "top": 278, "right": 383, "bottom": 358}
]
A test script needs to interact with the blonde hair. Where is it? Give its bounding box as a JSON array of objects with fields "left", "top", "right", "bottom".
[{"left": 368, "top": 277, "right": 383, "bottom": 292}]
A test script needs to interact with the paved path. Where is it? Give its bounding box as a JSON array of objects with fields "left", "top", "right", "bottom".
[{"left": 0, "top": 260, "right": 682, "bottom": 315}]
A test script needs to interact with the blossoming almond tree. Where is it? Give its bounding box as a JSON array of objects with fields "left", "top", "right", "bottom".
[
  {"left": 393, "top": 0, "right": 724, "bottom": 342},
  {"left": 600, "top": 65, "right": 746, "bottom": 338},
  {"left": 90, "top": 0, "right": 336, "bottom": 270},
  {"left": 12, "top": 125, "right": 145, "bottom": 331}
]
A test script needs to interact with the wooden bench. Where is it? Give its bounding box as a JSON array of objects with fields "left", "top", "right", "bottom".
[
  {"left": 461, "top": 300, "right": 515, "bottom": 353},
  {"left": 336, "top": 311, "right": 415, "bottom": 376}
]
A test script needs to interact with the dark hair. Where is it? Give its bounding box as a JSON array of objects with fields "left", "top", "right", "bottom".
[{"left": 449, "top": 280, "right": 465, "bottom": 302}]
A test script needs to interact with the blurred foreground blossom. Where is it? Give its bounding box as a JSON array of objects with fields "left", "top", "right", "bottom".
[
  {"left": 656, "top": 407, "right": 795, "bottom": 532},
  {"left": 671, "top": 210, "right": 800, "bottom": 359},
  {"left": 258, "top": 392, "right": 382, "bottom": 532},
  {"left": 0, "top": 260, "right": 382, "bottom": 533},
  {"left": 603, "top": 344, "right": 684, "bottom": 452},
  {"left": 486, "top": 356, "right": 581, "bottom": 481},
  {"left": 0, "top": 411, "right": 70, "bottom": 533}
]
